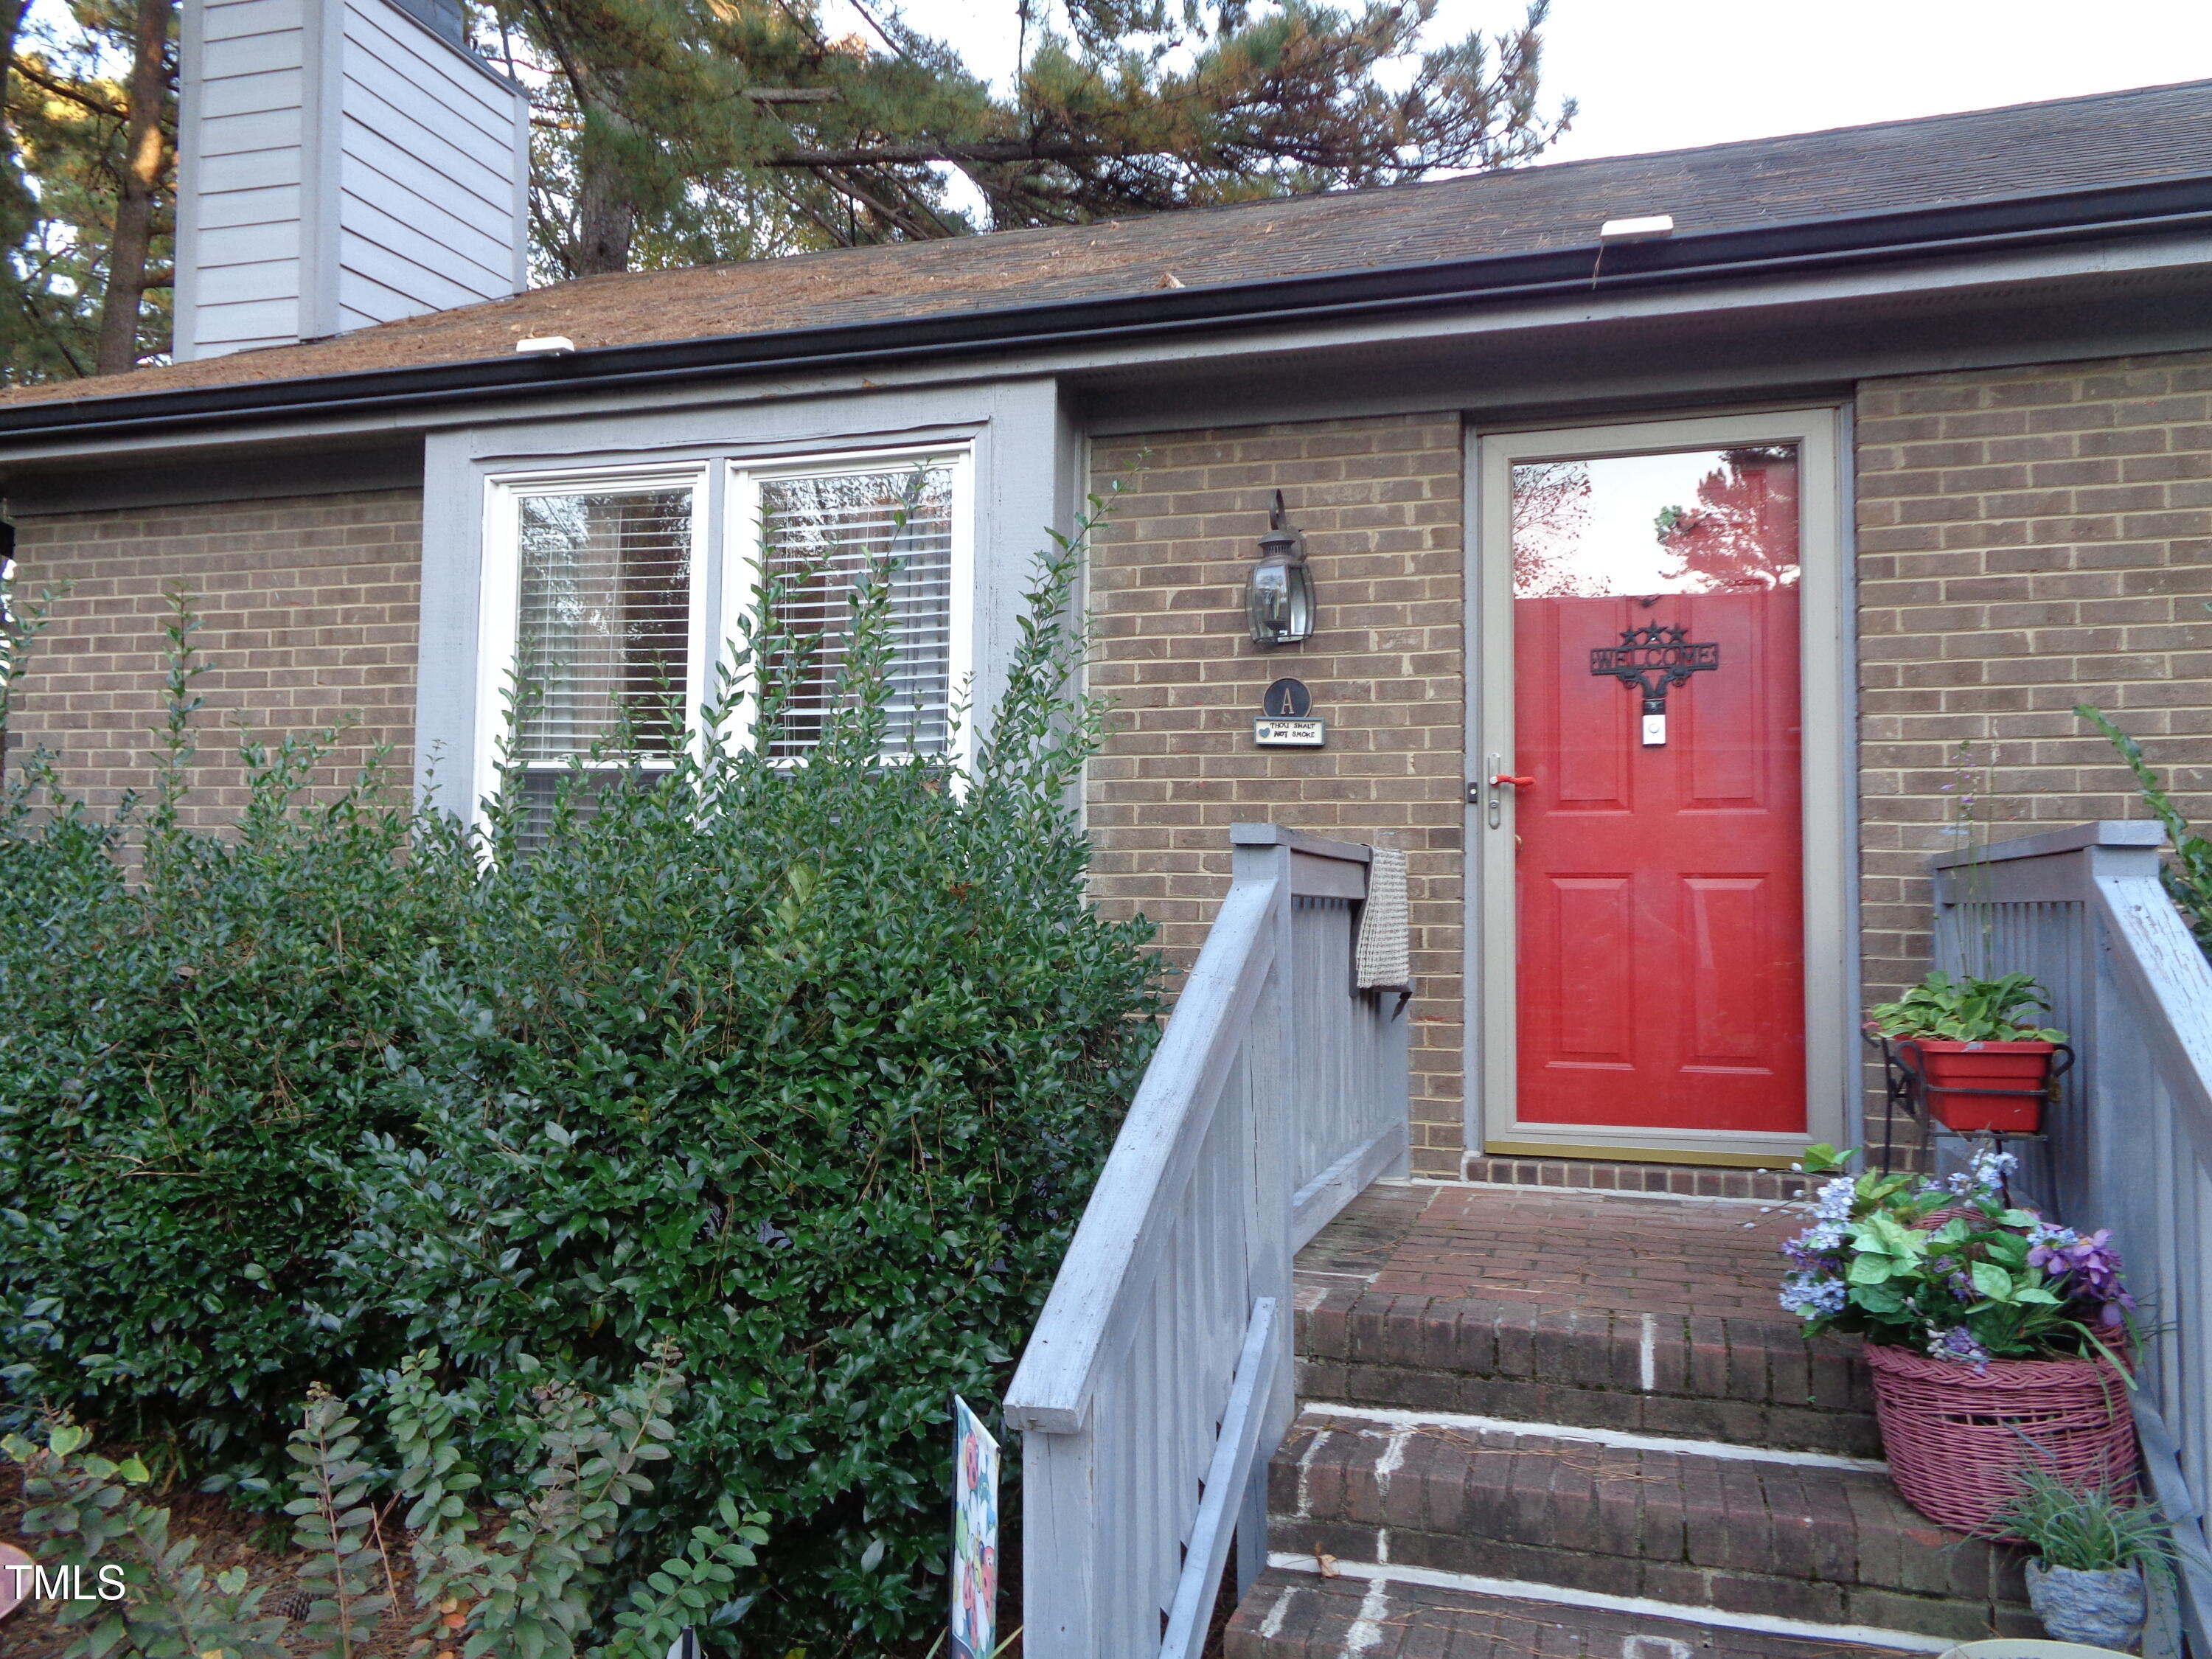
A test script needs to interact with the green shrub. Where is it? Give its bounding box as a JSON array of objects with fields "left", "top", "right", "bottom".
[
  {"left": 7, "top": 1351, "right": 768, "bottom": 1659},
  {"left": 0, "top": 522, "right": 1160, "bottom": 1652},
  {"left": 0, "top": 597, "right": 472, "bottom": 1470},
  {"left": 335, "top": 543, "right": 1158, "bottom": 1645}
]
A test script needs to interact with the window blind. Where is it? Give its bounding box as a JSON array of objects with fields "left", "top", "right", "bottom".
[
  {"left": 756, "top": 463, "right": 955, "bottom": 759},
  {"left": 514, "top": 486, "right": 693, "bottom": 764}
]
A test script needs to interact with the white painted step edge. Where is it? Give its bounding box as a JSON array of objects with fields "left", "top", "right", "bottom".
[
  {"left": 1301, "top": 1401, "right": 1890, "bottom": 1473},
  {"left": 1265, "top": 1552, "right": 1956, "bottom": 1655}
]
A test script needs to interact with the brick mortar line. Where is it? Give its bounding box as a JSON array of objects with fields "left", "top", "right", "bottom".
[{"left": 1298, "top": 1404, "right": 1887, "bottom": 1472}]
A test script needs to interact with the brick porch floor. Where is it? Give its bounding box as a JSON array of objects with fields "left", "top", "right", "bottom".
[{"left": 1297, "top": 1181, "right": 1812, "bottom": 1315}]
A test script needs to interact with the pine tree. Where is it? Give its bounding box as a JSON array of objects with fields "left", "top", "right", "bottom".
[
  {"left": 492, "top": 0, "right": 1573, "bottom": 277},
  {"left": 0, "top": 0, "right": 173, "bottom": 382},
  {"left": 0, "top": 0, "right": 1565, "bottom": 377}
]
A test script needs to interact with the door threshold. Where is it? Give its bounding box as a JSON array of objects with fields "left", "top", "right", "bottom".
[
  {"left": 1482, "top": 1139, "right": 1807, "bottom": 1169},
  {"left": 1468, "top": 1149, "right": 1814, "bottom": 1203}
]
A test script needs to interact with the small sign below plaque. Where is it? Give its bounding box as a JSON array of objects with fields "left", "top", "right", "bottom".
[{"left": 1254, "top": 716, "right": 1326, "bottom": 748}]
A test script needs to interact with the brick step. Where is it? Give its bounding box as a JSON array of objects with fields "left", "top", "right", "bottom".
[
  {"left": 1267, "top": 1407, "right": 2034, "bottom": 1644},
  {"left": 1225, "top": 1565, "right": 1942, "bottom": 1658},
  {"left": 1296, "top": 1286, "right": 1882, "bottom": 1458}
]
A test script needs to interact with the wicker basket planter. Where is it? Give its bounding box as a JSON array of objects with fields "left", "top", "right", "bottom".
[{"left": 1864, "top": 1340, "right": 2138, "bottom": 1535}]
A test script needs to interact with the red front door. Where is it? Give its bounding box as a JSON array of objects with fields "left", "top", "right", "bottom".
[{"left": 1509, "top": 447, "right": 1806, "bottom": 1135}]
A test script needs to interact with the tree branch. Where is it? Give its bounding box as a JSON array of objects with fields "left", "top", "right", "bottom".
[
  {"left": 10, "top": 58, "right": 125, "bottom": 120},
  {"left": 772, "top": 138, "right": 1115, "bottom": 167}
]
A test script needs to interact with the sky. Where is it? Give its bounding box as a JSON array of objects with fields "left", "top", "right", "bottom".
[
  {"left": 1514, "top": 0, "right": 2212, "bottom": 166},
  {"left": 860, "top": 0, "right": 2212, "bottom": 171}
]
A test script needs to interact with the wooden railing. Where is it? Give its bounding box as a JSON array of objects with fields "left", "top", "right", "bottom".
[
  {"left": 1933, "top": 822, "right": 2212, "bottom": 1653},
  {"left": 1004, "top": 824, "right": 1411, "bottom": 1659}
]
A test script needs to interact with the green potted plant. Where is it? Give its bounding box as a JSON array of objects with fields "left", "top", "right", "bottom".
[
  {"left": 1869, "top": 970, "right": 2068, "bottom": 1133},
  {"left": 1780, "top": 1146, "right": 2138, "bottom": 1535},
  {"left": 1994, "top": 1467, "right": 2175, "bottom": 1652}
]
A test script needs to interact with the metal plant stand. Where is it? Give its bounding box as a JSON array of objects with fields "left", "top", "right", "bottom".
[{"left": 1867, "top": 1032, "right": 2072, "bottom": 1208}]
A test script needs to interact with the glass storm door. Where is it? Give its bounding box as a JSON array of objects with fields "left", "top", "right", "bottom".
[{"left": 1497, "top": 441, "right": 1809, "bottom": 1142}]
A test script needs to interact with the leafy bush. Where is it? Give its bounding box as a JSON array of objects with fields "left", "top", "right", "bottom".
[
  {"left": 6, "top": 1418, "right": 293, "bottom": 1659},
  {"left": 0, "top": 524, "right": 1161, "bottom": 1652},
  {"left": 0, "top": 598, "right": 473, "bottom": 1468},
  {"left": 7, "top": 1349, "right": 767, "bottom": 1658},
  {"left": 386, "top": 1346, "right": 768, "bottom": 1658},
  {"left": 335, "top": 547, "right": 1158, "bottom": 1645},
  {"left": 2078, "top": 703, "right": 2212, "bottom": 958}
]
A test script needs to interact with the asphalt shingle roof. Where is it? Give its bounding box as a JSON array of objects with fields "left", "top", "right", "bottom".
[{"left": 7, "top": 76, "right": 2211, "bottom": 409}]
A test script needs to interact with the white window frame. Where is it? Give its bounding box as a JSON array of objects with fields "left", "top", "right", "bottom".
[
  {"left": 723, "top": 446, "right": 976, "bottom": 771},
  {"left": 473, "top": 444, "right": 975, "bottom": 822},
  {"left": 474, "top": 461, "right": 712, "bottom": 819}
]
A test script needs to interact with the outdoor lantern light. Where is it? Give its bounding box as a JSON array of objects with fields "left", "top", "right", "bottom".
[{"left": 1248, "top": 490, "right": 1315, "bottom": 647}]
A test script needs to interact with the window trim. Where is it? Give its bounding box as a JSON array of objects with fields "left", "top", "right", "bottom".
[
  {"left": 473, "top": 444, "right": 975, "bottom": 822},
  {"left": 474, "top": 460, "right": 712, "bottom": 819}
]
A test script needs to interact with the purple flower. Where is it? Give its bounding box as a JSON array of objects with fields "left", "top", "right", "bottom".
[
  {"left": 1947, "top": 1148, "right": 2017, "bottom": 1196},
  {"left": 1781, "top": 1272, "right": 1847, "bottom": 1320},
  {"left": 1812, "top": 1177, "right": 1855, "bottom": 1222},
  {"left": 1930, "top": 1254, "right": 1976, "bottom": 1303},
  {"left": 1927, "top": 1326, "right": 1992, "bottom": 1372},
  {"left": 2028, "top": 1226, "right": 2138, "bottom": 1325}
]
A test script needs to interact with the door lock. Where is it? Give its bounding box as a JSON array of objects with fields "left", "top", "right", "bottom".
[{"left": 1475, "top": 754, "right": 1531, "bottom": 829}]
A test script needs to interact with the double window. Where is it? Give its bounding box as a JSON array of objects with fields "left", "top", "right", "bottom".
[{"left": 476, "top": 449, "right": 972, "bottom": 819}]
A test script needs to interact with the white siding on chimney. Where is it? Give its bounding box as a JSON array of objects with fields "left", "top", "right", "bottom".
[
  {"left": 333, "top": 0, "right": 528, "bottom": 330},
  {"left": 175, "top": 0, "right": 309, "bottom": 356},
  {"left": 175, "top": 0, "right": 528, "bottom": 361}
]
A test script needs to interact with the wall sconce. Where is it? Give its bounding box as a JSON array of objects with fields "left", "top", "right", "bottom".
[{"left": 1248, "top": 490, "right": 1315, "bottom": 647}]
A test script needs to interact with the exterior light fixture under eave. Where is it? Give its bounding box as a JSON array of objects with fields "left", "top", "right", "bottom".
[
  {"left": 1597, "top": 215, "right": 1674, "bottom": 243},
  {"left": 1248, "top": 489, "right": 1315, "bottom": 647}
]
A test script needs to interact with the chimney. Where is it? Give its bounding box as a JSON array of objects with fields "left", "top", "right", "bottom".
[{"left": 173, "top": 0, "right": 530, "bottom": 361}]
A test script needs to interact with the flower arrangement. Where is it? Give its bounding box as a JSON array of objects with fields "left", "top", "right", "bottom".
[{"left": 1778, "top": 1144, "right": 2135, "bottom": 1368}]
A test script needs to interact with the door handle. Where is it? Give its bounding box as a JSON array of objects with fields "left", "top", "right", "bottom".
[{"left": 1477, "top": 754, "right": 1531, "bottom": 830}]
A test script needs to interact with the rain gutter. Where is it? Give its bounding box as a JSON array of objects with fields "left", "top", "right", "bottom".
[{"left": 4, "top": 174, "right": 2211, "bottom": 444}]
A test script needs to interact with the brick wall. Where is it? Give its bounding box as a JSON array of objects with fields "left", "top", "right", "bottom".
[
  {"left": 7, "top": 490, "right": 423, "bottom": 825},
  {"left": 1857, "top": 350, "right": 2212, "bottom": 1141},
  {"left": 1085, "top": 414, "right": 1467, "bottom": 1175}
]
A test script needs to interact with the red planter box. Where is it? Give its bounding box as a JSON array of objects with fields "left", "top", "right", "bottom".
[{"left": 1907, "top": 1039, "right": 2055, "bottom": 1133}]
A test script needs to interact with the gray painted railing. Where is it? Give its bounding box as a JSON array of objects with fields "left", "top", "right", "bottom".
[
  {"left": 1004, "top": 824, "right": 1411, "bottom": 1659},
  {"left": 1933, "top": 822, "right": 2212, "bottom": 1653}
]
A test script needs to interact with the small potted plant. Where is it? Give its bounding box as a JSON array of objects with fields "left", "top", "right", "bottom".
[
  {"left": 1869, "top": 970, "right": 2068, "bottom": 1133},
  {"left": 1995, "top": 1466, "right": 2175, "bottom": 1652},
  {"left": 1780, "top": 1145, "right": 2139, "bottom": 1535}
]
